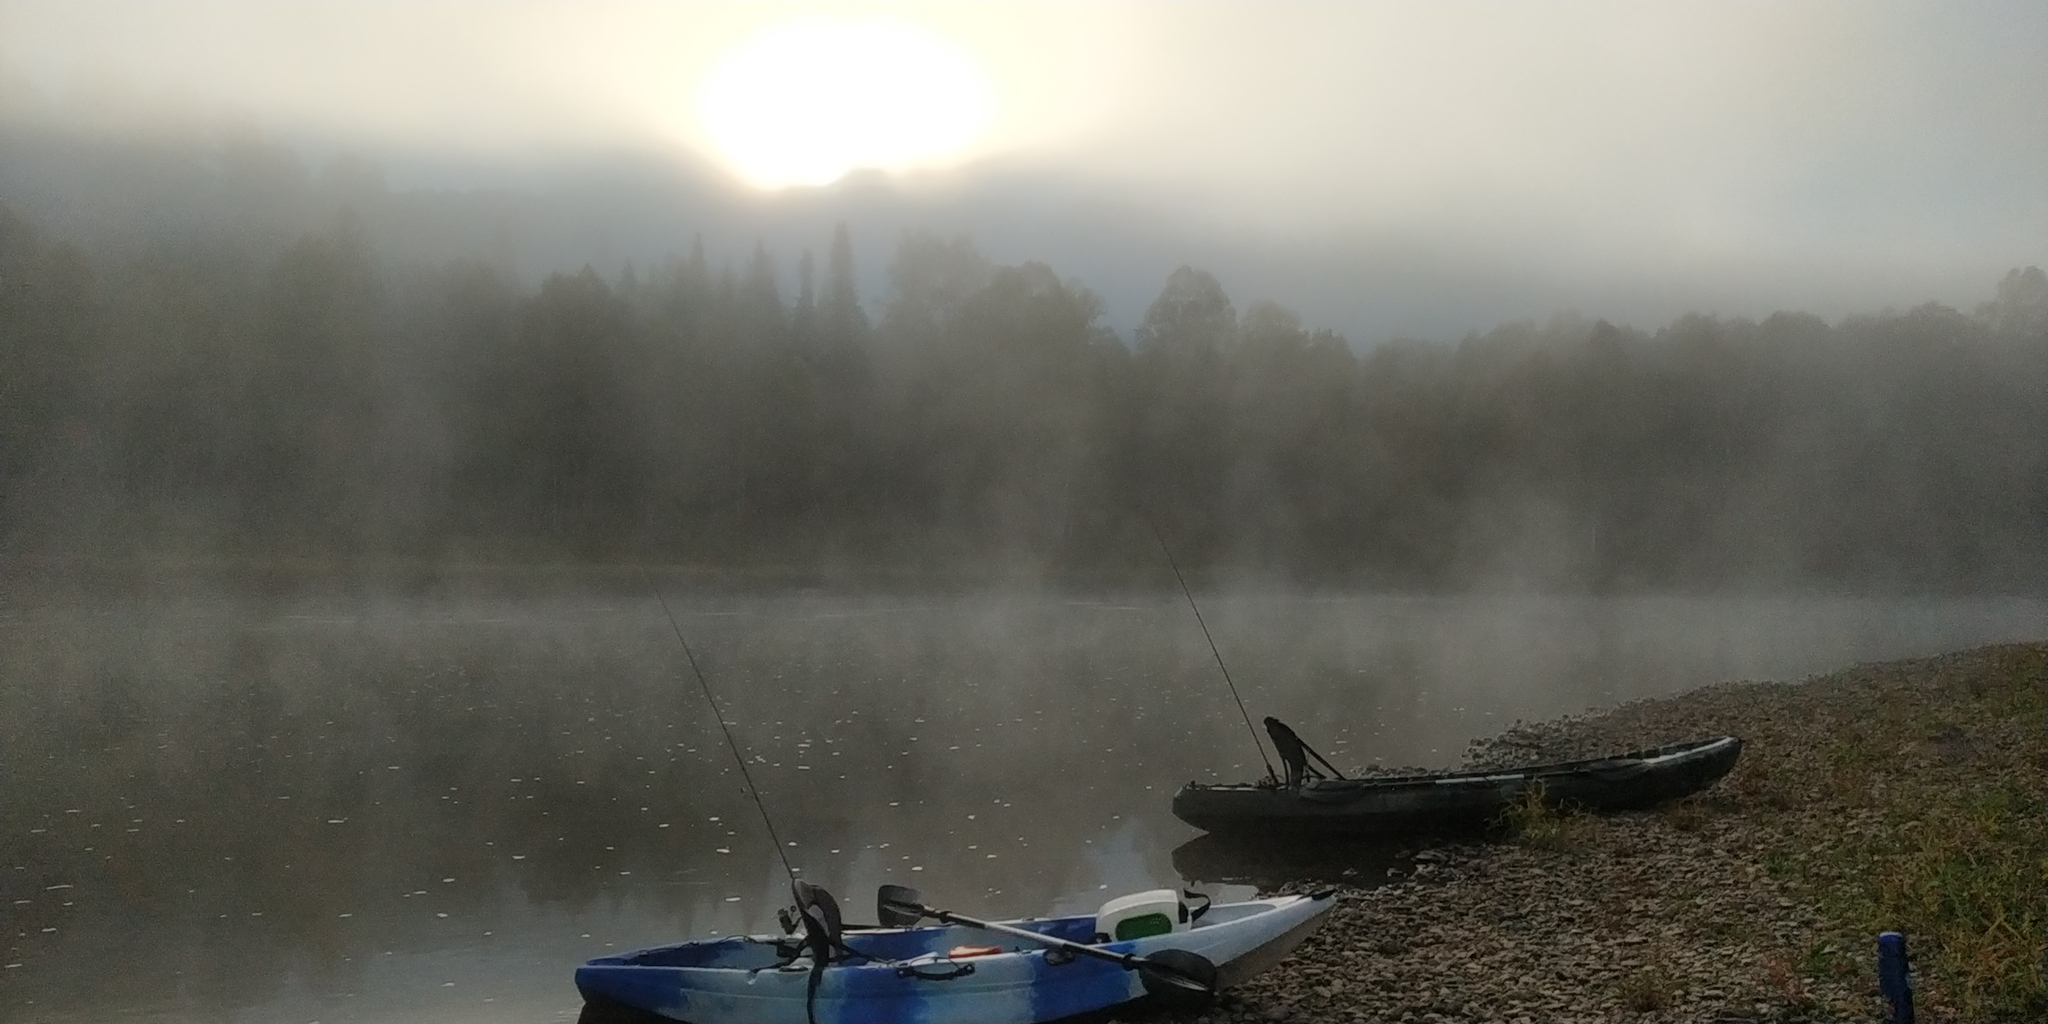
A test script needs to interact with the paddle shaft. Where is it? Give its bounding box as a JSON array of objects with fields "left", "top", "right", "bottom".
[{"left": 920, "top": 907, "right": 1162, "bottom": 975}]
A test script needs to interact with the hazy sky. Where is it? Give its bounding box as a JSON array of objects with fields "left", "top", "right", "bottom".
[{"left": 2, "top": 1, "right": 2044, "bottom": 339}]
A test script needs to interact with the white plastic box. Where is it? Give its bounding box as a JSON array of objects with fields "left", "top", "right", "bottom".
[{"left": 1093, "top": 889, "right": 1188, "bottom": 942}]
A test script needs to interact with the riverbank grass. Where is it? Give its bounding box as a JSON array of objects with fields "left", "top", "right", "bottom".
[{"left": 1790, "top": 646, "right": 2048, "bottom": 1021}]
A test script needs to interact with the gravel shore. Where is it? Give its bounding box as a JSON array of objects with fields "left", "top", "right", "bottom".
[{"left": 1163, "top": 643, "right": 2048, "bottom": 1024}]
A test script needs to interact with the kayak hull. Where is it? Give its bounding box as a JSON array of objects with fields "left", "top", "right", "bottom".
[
  {"left": 1173, "top": 736, "right": 1743, "bottom": 837},
  {"left": 575, "top": 893, "right": 1332, "bottom": 1024}
]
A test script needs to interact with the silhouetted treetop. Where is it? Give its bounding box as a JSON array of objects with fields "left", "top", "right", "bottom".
[
  {"left": 1981, "top": 265, "right": 2048, "bottom": 337},
  {"left": 1135, "top": 265, "right": 1236, "bottom": 358},
  {"left": 881, "top": 231, "right": 993, "bottom": 348}
]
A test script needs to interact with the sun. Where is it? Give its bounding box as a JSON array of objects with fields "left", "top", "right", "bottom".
[{"left": 696, "top": 19, "right": 994, "bottom": 189}]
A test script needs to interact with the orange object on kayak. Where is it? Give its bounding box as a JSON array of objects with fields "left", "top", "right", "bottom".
[{"left": 946, "top": 944, "right": 1004, "bottom": 958}]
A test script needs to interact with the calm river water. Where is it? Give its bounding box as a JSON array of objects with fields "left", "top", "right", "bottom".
[{"left": 4, "top": 587, "right": 2043, "bottom": 1022}]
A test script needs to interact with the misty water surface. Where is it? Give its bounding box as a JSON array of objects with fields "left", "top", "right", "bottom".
[{"left": 5, "top": 587, "right": 2043, "bottom": 1023}]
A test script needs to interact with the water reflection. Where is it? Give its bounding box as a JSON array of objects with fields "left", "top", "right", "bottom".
[
  {"left": 1170, "top": 834, "right": 1408, "bottom": 891},
  {"left": 3, "top": 587, "right": 2041, "bottom": 1021}
]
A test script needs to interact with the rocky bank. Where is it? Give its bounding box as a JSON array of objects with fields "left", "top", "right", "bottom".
[{"left": 1160, "top": 643, "right": 2048, "bottom": 1024}]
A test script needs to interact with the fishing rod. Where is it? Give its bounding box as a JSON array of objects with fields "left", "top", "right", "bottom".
[
  {"left": 638, "top": 566, "right": 798, "bottom": 886},
  {"left": 1138, "top": 514, "right": 1278, "bottom": 783}
]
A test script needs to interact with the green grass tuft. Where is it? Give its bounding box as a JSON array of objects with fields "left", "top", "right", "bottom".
[
  {"left": 1498, "top": 780, "right": 1592, "bottom": 851},
  {"left": 1792, "top": 648, "right": 2048, "bottom": 1020}
]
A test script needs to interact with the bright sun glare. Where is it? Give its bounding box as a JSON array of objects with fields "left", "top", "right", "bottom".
[{"left": 696, "top": 19, "right": 994, "bottom": 189}]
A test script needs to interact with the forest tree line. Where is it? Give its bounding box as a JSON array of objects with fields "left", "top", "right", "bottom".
[{"left": 3, "top": 200, "right": 2047, "bottom": 591}]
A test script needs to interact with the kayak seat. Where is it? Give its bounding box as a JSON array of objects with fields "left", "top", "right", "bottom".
[
  {"left": 1265, "top": 717, "right": 1349, "bottom": 789},
  {"left": 795, "top": 880, "right": 878, "bottom": 964}
]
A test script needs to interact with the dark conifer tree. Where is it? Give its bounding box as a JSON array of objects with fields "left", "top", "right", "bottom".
[
  {"left": 792, "top": 248, "right": 818, "bottom": 354},
  {"left": 741, "top": 242, "right": 784, "bottom": 345},
  {"left": 821, "top": 222, "right": 869, "bottom": 350}
]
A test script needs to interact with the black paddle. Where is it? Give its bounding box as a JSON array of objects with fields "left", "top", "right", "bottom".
[{"left": 875, "top": 885, "right": 1217, "bottom": 1004}]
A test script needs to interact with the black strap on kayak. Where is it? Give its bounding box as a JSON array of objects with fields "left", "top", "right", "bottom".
[
  {"left": 896, "top": 960, "right": 977, "bottom": 980},
  {"left": 793, "top": 880, "right": 837, "bottom": 1024},
  {"left": 1265, "top": 716, "right": 1348, "bottom": 788},
  {"left": 791, "top": 881, "right": 906, "bottom": 1022}
]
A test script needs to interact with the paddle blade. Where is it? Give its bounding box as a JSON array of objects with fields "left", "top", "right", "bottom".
[
  {"left": 876, "top": 884, "right": 926, "bottom": 928},
  {"left": 1138, "top": 948, "right": 1218, "bottom": 1009}
]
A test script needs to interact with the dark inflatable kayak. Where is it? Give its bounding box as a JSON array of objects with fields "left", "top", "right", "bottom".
[{"left": 1173, "top": 733, "right": 1743, "bottom": 838}]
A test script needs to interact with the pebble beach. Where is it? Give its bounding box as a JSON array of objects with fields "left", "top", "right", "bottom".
[{"left": 1170, "top": 643, "right": 2048, "bottom": 1024}]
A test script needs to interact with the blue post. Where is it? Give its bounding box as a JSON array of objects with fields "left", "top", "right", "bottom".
[{"left": 1877, "top": 931, "right": 1914, "bottom": 1024}]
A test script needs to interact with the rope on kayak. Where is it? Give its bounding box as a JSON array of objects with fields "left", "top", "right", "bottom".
[
  {"left": 1140, "top": 513, "right": 1278, "bottom": 783},
  {"left": 639, "top": 567, "right": 799, "bottom": 886}
]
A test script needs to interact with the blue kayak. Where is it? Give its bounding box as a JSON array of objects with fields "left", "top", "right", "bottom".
[{"left": 575, "top": 888, "right": 1333, "bottom": 1024}]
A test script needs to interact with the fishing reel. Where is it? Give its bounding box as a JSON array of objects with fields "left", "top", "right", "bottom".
[{"left": 768, "top": 906, "right": 811, "bottom": 961}]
